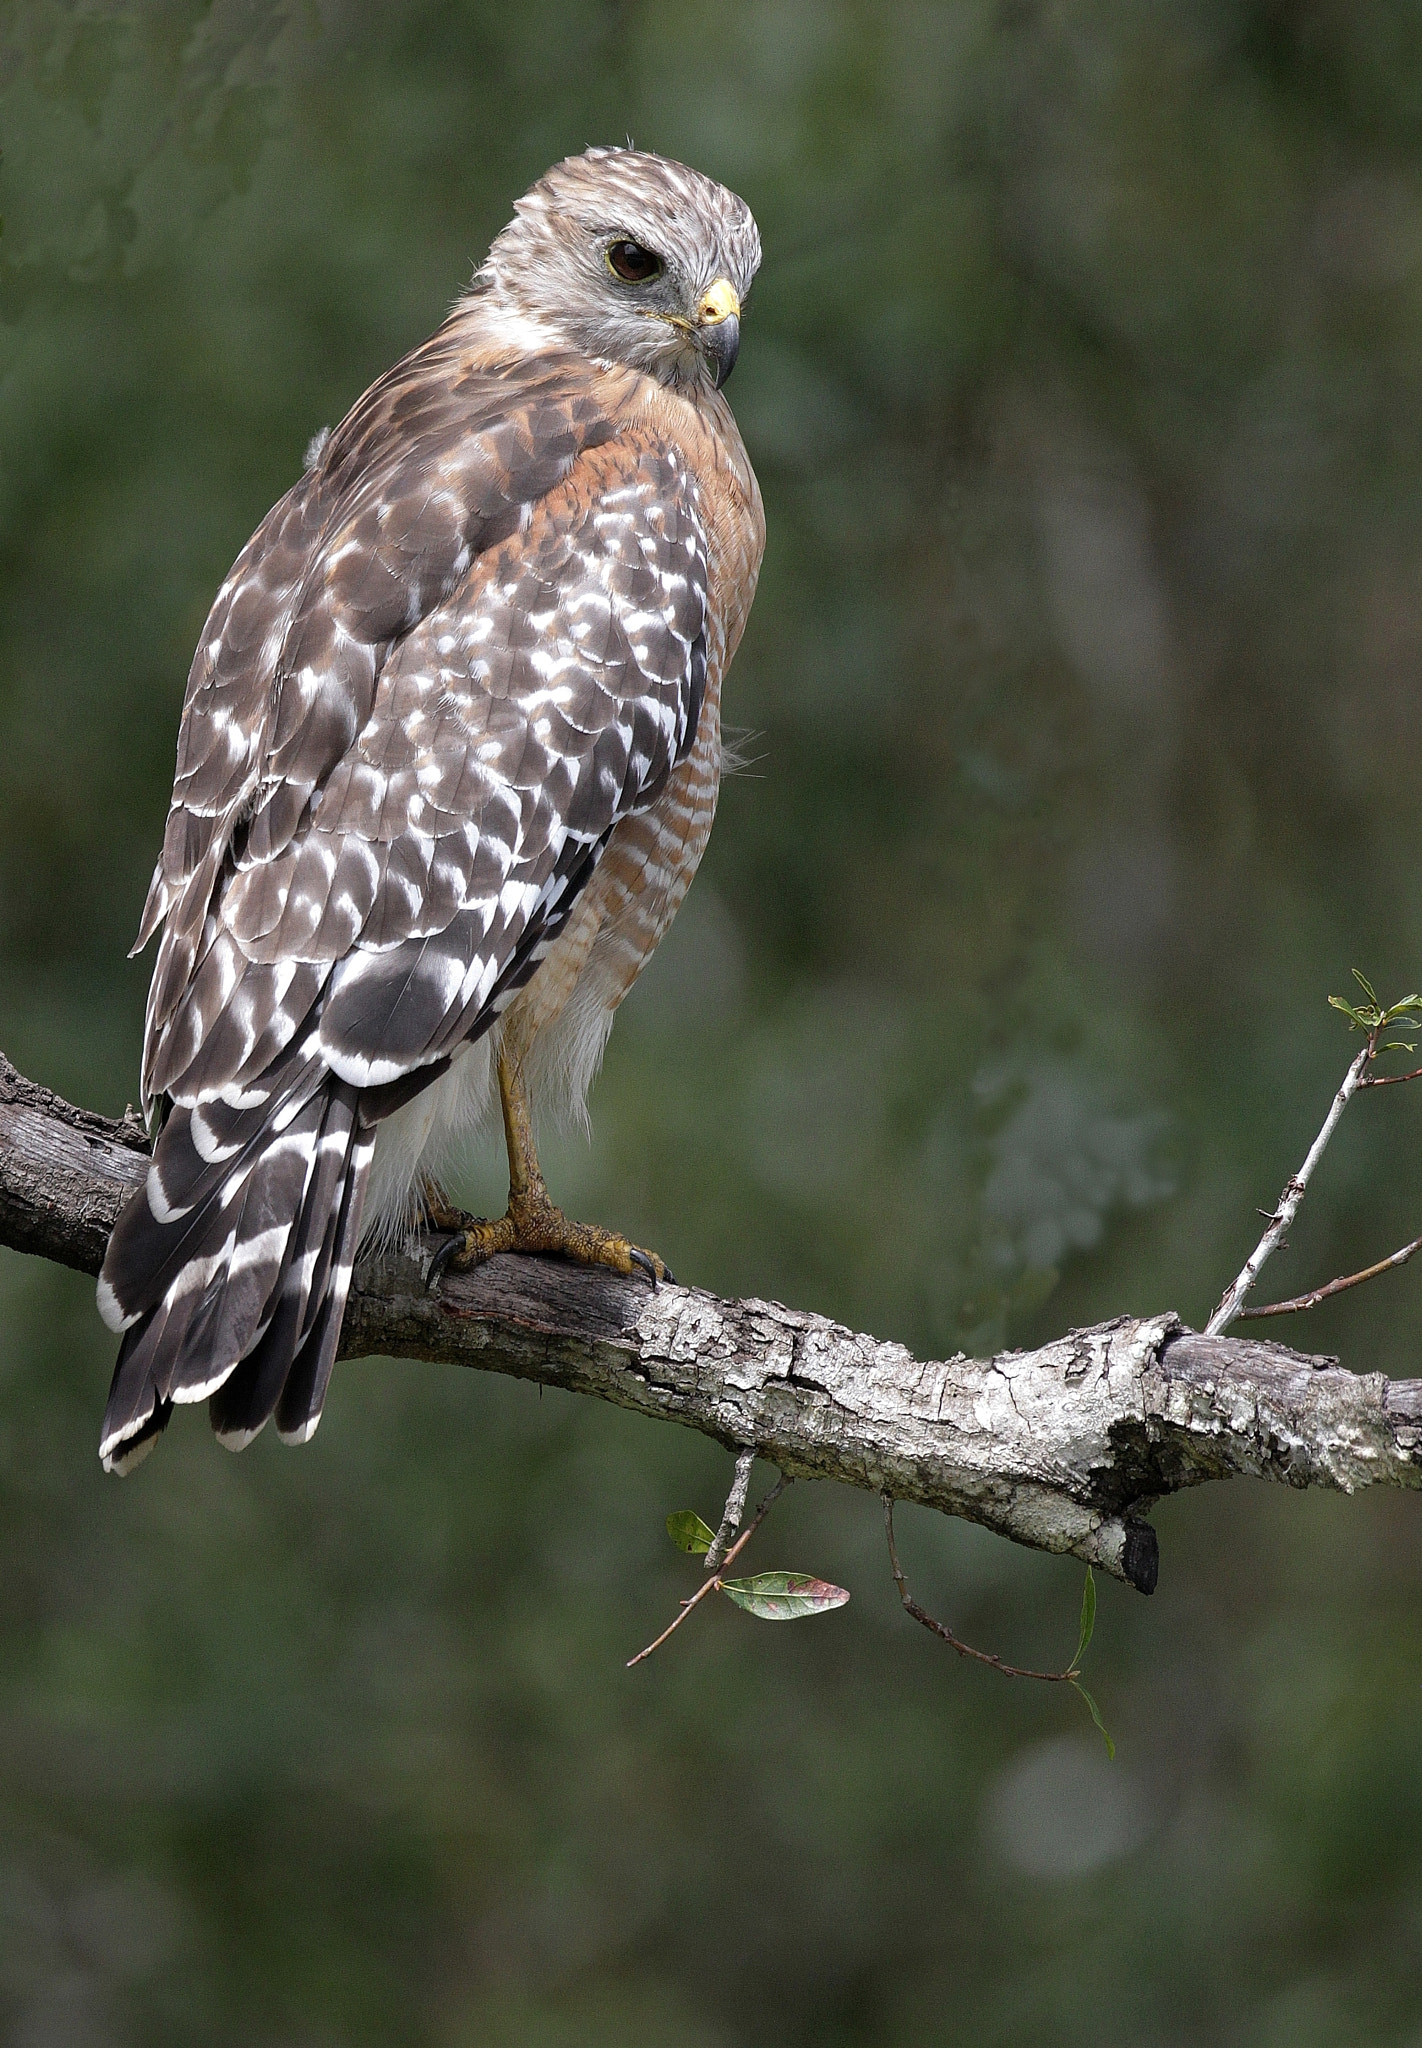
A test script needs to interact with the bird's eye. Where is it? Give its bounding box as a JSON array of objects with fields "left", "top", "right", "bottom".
[{"left": 606, "top": 240, "right": 663, "bottom": 284}]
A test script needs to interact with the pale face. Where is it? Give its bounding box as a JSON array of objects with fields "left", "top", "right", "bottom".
[{"left": 478, "top": 148, "right": 762, "bottom": 391}]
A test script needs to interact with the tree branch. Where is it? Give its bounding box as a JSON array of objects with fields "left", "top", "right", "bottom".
[
  {"left": 1205, "top": 1040, "right": 1374, "bottom": 1334},
  {"left": 6, "top": 1049, "right": 1422, "bottom": 1595}
]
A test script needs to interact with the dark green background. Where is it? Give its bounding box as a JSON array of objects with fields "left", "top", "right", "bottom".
[{"left": 4, "top": 3, "right": 1422, "bottom": 2041}]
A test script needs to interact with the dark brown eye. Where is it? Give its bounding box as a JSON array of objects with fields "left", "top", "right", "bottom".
[{"left": 606, "top": 239, "right": 663, "bottom": 284}]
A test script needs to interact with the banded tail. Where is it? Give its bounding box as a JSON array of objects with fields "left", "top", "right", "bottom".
[{"left": 96, "top": 1047, "right": 375, "bottom": 1474}]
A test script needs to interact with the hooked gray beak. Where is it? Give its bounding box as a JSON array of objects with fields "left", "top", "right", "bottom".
[
  {"left": 701, "top": 314, "right": 740, "bottom": 389},
  {"left": 696, "top": 278, "right": 742, "bottom": 389}
]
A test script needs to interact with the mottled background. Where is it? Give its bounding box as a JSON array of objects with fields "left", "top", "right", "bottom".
[{"left": 4, "top": 3, "right": 1422, "bottom": 2042}]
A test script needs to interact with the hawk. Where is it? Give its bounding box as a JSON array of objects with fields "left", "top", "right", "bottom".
[{"left": 96, "top": 148, "right": 764, "bottom": 1473}]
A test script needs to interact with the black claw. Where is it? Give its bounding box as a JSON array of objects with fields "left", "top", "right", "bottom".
[
  {"left": 425, "top": 1232, "right": 467, "bottom": 1290},
  {"left": 629, "top": 1249, "right": 661, "bottom": 1287}
]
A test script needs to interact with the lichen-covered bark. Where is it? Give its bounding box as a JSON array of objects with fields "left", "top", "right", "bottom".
[{"left": 5, "top": 1050, "right": 1421, "bottom": 1593}]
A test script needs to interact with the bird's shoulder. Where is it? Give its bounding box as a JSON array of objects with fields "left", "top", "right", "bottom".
[
  {"left": 143, "top": 328, "right": 651, "bottom": 931},
  {"left": 629, "top": 380, "right": 765, "bottom": 594}
]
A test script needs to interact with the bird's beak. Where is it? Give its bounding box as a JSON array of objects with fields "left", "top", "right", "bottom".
[{"left": 696, "top": 277, "right": 741, "bottom": 389}]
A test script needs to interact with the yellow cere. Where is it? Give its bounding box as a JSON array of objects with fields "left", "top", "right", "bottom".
[{"left": 697, "top": 277, "right": 740, "bottom": 325}]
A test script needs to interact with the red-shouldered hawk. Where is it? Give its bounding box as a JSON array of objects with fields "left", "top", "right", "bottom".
[{"left": 96, "top": 148, "right": 764, "bottom": 1473}]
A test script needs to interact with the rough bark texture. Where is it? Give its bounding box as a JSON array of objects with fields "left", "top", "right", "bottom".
[{"left": 5, "top": 1050, "right": 1421, "bottom": 1593}]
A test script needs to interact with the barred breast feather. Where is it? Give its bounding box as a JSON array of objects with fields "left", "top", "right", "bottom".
[{"left": 98, "top": 327, "right": 715, "bottom": 1472}]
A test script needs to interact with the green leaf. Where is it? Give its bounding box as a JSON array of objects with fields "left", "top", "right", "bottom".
[
  {"left": 1329, "top": 976, "right": 1422, "bottom": 1036},
  {"left": 1070, "top": 1678, "right": 1115, "bottom": 1760},
  {"left": 718, "top": 1572, "right": 851, "bottom": 1620},
  {"left": 666, "top": 1510, "right": 716, "bottom": 1556},
  {"left": 1329, "top": 996, "right": 1375, "bottom": 1030},
  {"left": 1073, "top": 1566, "right": 1097, "bottom": 1669}
]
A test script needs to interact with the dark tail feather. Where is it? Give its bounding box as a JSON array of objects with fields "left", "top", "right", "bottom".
[
  {"left": 107, "top": 1394, "right": 174, "bottom": 1475},
  {"left": 98, "top": 1067, "right": 373, "bottom": 1474},
  {"left": 101, "top": 1333, "right": 173, "bottom": 1473},
  {"left": 96, "top": 1043, "right": 325, "bottom": 1335},
  {"left": 207, "top": 1087, "right": 368, "bottom": 1450},
  {"left": 98, "top": 1083, "right": 329, "bottom": 1444},
  {"left": 274, "top": 1118, "right": 375, "bottom": 1445}
]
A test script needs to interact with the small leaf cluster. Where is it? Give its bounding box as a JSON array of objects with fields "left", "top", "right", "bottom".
[
  {"left": 1329, "top": 970, "right": 1422, "bottom": 1051},
  {"left": 666, "top": 1512, "right": 850, "bottom": 1620}
]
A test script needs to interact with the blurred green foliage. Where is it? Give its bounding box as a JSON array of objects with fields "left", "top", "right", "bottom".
[{"left": 6, "top": 2, "right": 1422, "bottom": 2041}]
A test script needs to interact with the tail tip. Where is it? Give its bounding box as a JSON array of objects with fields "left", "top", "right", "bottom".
[
  {"left": 275, "top": 1412, "right": 322, "bottom": 1447},
  {"left": 99, "top": 1394, "right": 173, "bottom": 1476}
]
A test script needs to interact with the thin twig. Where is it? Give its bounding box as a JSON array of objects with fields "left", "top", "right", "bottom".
[
  {"left": 627, "top": 1475, "right": 790, "bottom": 1668},
  {"left": 703, "top": 1447, "right": 756, "bottom": 1573},
  {"left": 1205, "top": 1041, "right": 1375, "bottom": 1336},
  {"left": 1238, "top": 1232, "right": 1422, "bottom": 1319},
  {"left": 881, "top": 1497, "right": 1078, "bottom": 1684},
  {"left": 1360, "top": 1065, "right": 1422, "bottom": 1089}
]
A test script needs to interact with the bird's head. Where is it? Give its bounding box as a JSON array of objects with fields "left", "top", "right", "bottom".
[{"left": 476, "top": 147, "right": 760, "bottom": 392}]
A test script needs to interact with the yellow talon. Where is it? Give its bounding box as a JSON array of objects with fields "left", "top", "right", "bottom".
[{"left": 422, "top": 1048, "right": 671, "bottom": 1288}]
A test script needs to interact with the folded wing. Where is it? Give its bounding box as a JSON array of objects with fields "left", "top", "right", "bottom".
[{"left": 99, "top": 344, "right": 710, "bottom": 1469}]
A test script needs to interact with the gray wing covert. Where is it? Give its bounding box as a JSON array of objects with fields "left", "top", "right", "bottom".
[
  {"left": 153, "top": 423, "right": 710, "bottom": 1103},
  {"left": 139, "top": 332, "right": 642, "bottom": 1109}
]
